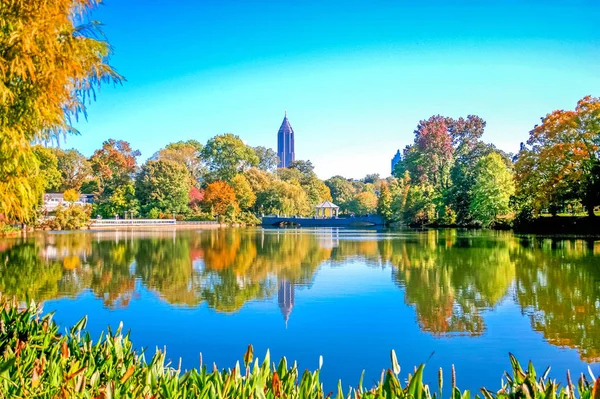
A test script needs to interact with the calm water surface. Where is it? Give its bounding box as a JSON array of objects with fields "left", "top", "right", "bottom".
[{"left": 1, "top": 228, "right": 599, "bottom": 392}]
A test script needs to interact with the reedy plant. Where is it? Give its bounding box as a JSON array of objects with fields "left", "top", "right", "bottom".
[{"left": 0, "top": 296, "right": 598, "bottom": 399}]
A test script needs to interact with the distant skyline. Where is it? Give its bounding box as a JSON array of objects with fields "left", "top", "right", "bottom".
[{"left": 69, "top": 0, "right": 600, "bottom": 178}]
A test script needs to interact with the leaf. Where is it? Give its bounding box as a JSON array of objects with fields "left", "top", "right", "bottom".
[
  {"left": 244, "top": 344, "right": 253, "bottom": 368},
  {"left": 391, "top": 350, "right": 401, "bottom": 375},
  {"left": 120, "top": 365, "right": 135, "bottom": 383},
  {"left": 407, "top": 364, "right": 425, "bottom": 399},
  {"left": 592, "top": 377, "right": 600, "bottom": 399}
]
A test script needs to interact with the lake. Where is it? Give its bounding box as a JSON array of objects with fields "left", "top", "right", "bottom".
[{"left": 1, "top": 228, "right": 599, "bottom": 392}]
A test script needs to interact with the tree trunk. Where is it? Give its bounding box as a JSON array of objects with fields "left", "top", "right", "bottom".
[{"left": 587, "top": 205, "right": 596, "bottom": 217}]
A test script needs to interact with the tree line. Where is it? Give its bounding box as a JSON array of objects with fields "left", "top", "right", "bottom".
[
  {"left": 7, "top": 94, "right": 600, "bottom": 228},
  {"left": 382, "top": 96, "right": 600, "bottom": 227},
  {"left": 32, "top": 135, "right": 383, "bottom": 224}
]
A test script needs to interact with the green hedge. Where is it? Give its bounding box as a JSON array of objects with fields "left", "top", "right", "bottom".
[{"left": 0, "top": 297, "right": 599, "bottom": 398}]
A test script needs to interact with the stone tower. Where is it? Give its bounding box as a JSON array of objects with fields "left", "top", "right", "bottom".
[{"left": 277, "top": 111, "right": 295, "bottom": 168}]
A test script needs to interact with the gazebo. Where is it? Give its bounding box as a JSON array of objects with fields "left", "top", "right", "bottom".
[{"left": 315, "top": 200, "right": 339, "bottom": 218}]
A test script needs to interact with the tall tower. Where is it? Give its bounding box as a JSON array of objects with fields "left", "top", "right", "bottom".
[
  {"left": 277, "top": 111, "right": 295, "bottom": 168},
  {"left": 391, "top": 149, "right": 402, "bottom": 175}
]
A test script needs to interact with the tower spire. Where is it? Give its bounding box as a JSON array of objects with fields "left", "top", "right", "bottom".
[{"left": 284, "top": 110, "right": 287, "bottom": 118}]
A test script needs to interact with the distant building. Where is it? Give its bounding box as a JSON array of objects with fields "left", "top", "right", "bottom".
[
  {"left": 391, "top": 149, "right": 402, "bottom": 175},
  {"left": 43, "top": 193, "right": 94, "bottom": 212},
  {"left": 278, "top": 280, "right": 295, "bottom": 328},
  {"left": 277, "top": 111, "right": 295, "bottom": 168}
]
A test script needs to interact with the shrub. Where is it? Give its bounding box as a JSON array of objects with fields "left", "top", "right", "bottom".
[{"left": 48, "top": 204, "right": 91, "bottom": 230}]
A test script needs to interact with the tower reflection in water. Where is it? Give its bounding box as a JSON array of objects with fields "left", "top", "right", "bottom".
[{"left": 278, "top": 280, "right": 295, "bottom": 328}]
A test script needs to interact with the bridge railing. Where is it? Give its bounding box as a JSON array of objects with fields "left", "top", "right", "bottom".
[{"left": 90, "top": 219, "right": 176, "bottom": 226}]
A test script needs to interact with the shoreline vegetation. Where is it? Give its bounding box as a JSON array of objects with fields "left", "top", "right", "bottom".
[{"left": 1, "top": 297, "right": 599, "bottom": 398}]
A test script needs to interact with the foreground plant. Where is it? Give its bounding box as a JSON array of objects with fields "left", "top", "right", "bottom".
[{"left": 0, "top": 297, "right": 598, "bottom": 398}]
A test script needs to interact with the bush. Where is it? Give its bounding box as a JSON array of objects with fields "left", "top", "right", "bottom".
[
  {"left": 147, "top": 207, "right": 160, "bottom": 219},
  {"left": 0, "top": 297, "right": 598, "bottom": 398},
  {"left": 43, "top": 204, "right": 91, "bottom": 230}
]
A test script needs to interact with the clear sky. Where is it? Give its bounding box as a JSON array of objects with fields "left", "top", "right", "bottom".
[{"left": 70, "top": 0, "right": 600, "bottom": 179}]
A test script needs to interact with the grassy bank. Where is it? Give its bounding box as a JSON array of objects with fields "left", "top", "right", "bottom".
[{"left": 1, "top": 298, "right": 599, "bottom": 398}]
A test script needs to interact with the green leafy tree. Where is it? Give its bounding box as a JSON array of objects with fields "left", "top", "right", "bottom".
[
  {"left": 201, "top": 134, "right": 258, "bottom": 183},
  {"left": 33, "top": 146, "right": 62, "bottom": 192},
  {"left": 56, "top": 149, "right": 93, "bottom": 192},
  {"left": 253, "top": 146, "right": 279, "bottom": 172},
  {"left": 94, "top": 183, "right": 138, "bottom": 219},
  {"left": 470, "top": 153, "right": 515, "bottom": 227},
  {"left": 136, "top": 159, "right": 191, "bottom": 215},
  {"left": 0, "top": 0, "right": 120, "bottom": 222},
  {"left": 156, "top": 140, "right": 205, "bottom": 183},
  {"left": 288, "top": 160, "right": 316, "bottom": 183},
  {"left": 324, "top": 176, "right": 356, "bottom": 211}
]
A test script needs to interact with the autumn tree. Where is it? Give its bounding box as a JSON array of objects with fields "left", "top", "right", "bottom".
[
  {"left": 230, "top": 174, "right": 256, "bottom": 211},
  {"left": 90, "top": 139, "right": 140, "bottom": 217},
  {"left": 136, "top": 159, "right": 191, "bottom": 215},
  {"left": 201, "top": 134, "right": 258, "bottom": 183},
  {"left": 255, "top": 180, "right": 309, "bottom": 216},
  {"left": 204, "top": 181, "right": 237, "bottom": 215},
  {"left": 470, "top": 153, "right": 515, "bottom": 227},
  {"left": 347, "top": 192, "right": 378, "bottom": 215},
  {"left": 515, "top": 96, "right": 600, "bottom": 216},
  {"left": 377, "top": 183, "right": 393, "bottom": 221},
  {"left": 399, "top": 115, "right": 454, "bottom": 191},
  {"left": 244, "top": 168, "right": 274, "bottom": 193},
  {"left": 63, "top": 189, "right": 80, "bottom": 203},
  {"left": 276, "top": 167, "right": 304, "bottom": 184},
  {"left": 0, "top": 0, "right": 120, "bottom": 222},
  {"left": 303, "top": 177, "right": 332, "bottom": 208}
]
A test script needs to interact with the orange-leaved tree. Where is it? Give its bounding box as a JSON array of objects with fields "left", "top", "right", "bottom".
[
  {"left": 204, "top": 181, "right": 237, "bottom": 216},
  {"left": 515, "top": 96, "right": 600, "bottom": 216}
]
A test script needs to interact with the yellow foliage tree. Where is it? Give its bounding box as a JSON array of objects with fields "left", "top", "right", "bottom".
[
  {"left": 0, "top": 0, "right": 121, "bottom": 222},
  {"left": 63, "top": 189, "right": 80, "bottom": 203}
]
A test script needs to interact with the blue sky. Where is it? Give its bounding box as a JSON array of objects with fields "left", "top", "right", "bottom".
[{"left": 70, "top": 0, "right": 600, "bottom": 178}]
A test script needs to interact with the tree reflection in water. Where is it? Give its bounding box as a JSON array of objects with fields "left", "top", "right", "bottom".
[{"left": 0, "top": 229, "right": 598, "bottom": 361}]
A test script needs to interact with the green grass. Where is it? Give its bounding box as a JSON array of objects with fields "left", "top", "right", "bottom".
[{"left": 0, "top": 297, "right": 599, "bottom": 398}]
